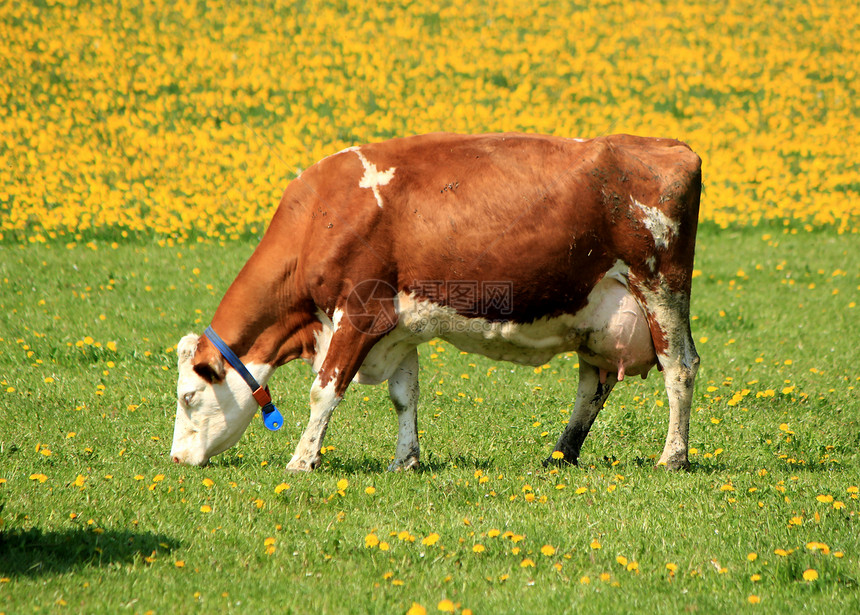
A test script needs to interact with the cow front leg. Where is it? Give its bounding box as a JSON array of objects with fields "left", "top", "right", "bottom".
[
  {"left": 545, "top": 360, "right": 616, "bottom": 467},
  {"left": 387, "top": 348, "right": 420, "bottom": 471},
  {"left": 287, "top": 372, "right": 342, "bottom": 472}
]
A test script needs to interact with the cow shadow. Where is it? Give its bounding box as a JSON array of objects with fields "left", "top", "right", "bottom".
[{"left": 0, "top": 526, "right": 179, "bottom": 578}]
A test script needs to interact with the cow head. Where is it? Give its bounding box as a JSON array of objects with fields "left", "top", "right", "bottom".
[{"left": 169, "top": 333, "right": 260, "bottom": 466}]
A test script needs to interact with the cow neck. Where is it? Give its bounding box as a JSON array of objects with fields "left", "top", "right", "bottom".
[{"left": 208, "top": 246, "right": 295, "bottom": 368}]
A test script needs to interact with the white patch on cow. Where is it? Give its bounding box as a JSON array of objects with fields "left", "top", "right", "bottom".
[
  {"left": 170, "top": 333, "right": 274, "bottom": 466},
  {"left": 353, "top": 263, "right": 656, "bottom": 386},
  {"left": 352, "top": 148, "right": 396, "bottom": 208},
  {"left": 632, "top": 197, "right": 679, "bottom": 249},
  {"left": 645, "top": 255, "right": 657, "bottom": 272},
  {"left": 312, "top": 308, "right": 344, "bottom": 374}
]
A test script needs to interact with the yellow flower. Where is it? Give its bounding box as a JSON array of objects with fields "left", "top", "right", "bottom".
[
  {"left": 275, "top": 483, "right": 290, "bottom": 494},
  {"left": 364, "top": 533, "right": 379, "bottom": 548},
  {"left": 406, "top": 604, "right": 427, "bottom": 615},
  {"left": 437, "top": 599, "right": 455, "bottom": 612},
  {"left": 364, "top": 486, "right": 376, "bottom": 495},
  {"left": 747, "top": 552, "right": 758, "bottom": 562},
  {"left": 422, "top": 533, "right": 440, "bottom": 546},
  {"left": 748, "top": 595, "right": 761, "bottom": 604},
  {"left": 540, "top": 545, "right": 556, "bottom": 557},
  {"left": 202, "top": 478, "right": 215, "bottom": 488},
  {"left": 200, "top": 505, "right": 212, "bottom": 513},
  {"left": 337, "top": 478, "right": 349, "bottom": 491},
  {"left": 472, "top": 544, "right": 485, "bottom": 553},
  {"left": 551, "top": 451, "right": 564, "bottom": 460},
  {"left": 520, "top": 558, "right": 535, "bottom": 568},
  {"left": 802, "top": 568, "right": 819, "bottom": 582},
  {"left": 590, "top": 539, "right": 601, "bottom": 550}
]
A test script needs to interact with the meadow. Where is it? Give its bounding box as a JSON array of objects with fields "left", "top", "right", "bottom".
[{"left": 1, "top": 0, "right": 859, "bottom": 613}]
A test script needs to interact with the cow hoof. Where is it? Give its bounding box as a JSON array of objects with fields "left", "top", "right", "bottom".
[
  {"left": 656, "top": 454, "right": 690, "bottom": 472},
  {"left": 542, "top": 453, "right": 577, "bottom": 468},
  {"left": 388, "top": 457, "right": 420, "bottom": 472},
  {"left": 286, "top": 457, "right": 319, "bottom": 472}
]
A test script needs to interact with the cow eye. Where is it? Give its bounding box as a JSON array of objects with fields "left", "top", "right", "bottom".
[{"left": 183, "top": 392, "right": 195, "bottom": 407}]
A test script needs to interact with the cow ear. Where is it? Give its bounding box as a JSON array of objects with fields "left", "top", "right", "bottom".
[
  {"left": 193, "top": 352, "right": 226, "bottom": 383},
  {"left": 177, "top": 333, "right": 200, "bottom": 367}
]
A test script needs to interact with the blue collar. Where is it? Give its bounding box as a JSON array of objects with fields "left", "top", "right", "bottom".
[{"left": 204, "top": 326, "right": 283, "bottom": 431}]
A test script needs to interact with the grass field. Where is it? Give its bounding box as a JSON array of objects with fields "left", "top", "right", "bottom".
[
  {"left": 1, "top": 227, "right": 858, "bottom": 613},
  {"left": 1, "top": 0, "right": 859, "bottom": 613}
]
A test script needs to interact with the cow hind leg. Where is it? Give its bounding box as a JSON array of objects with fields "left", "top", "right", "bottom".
[
  {"left": 545, "top": 360, "right": 617, "bottom": 467},
  {"left": 642, "top": 292, "right": 700, "bottom": 471},
  {"left": 387, "top": 348, "right": 420, "bottom": 471}
]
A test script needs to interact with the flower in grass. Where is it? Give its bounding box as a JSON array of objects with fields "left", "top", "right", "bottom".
[
  {"left": 551, "top": 451, "right": 564, "bottom": 460},
  {"left": 200, "top": 505, "right": 212, "bottom": 513},
  {"left": 540, "top": 545, "right": 556, "bottom": 557},
  {"left": 365, "top": 486, "right": 376, "bottom": 495},
  {"left": 406, "top": 604, "right": 427, "bottom": 615},
  {"left": 337, "top": 478, "right": 349, "bottom": 491},
  {"left": 437, "top": 599, "right": 455, "bottom": 612},
  {"left": 590, "top": 539, "right": 601, "bottom": 550},
  {"left": 365, "top": 533, "right": 380, "bottom": 548},
  {"left": 472, "top": 544, "right": 485, "bottom": 553},
  {"left": 29, "top": 473, "right": 48, "bottom": 483},
  {"left": 202, "top": 478, "right": 214, "bottom": 488},
  {"left": 422, "top": 533, "right": 440, "bottom": 546},
  {"left": 520, "top": 558, "right": 535, "bottom": 568},
  {"left": 802, "top": 568, "right": 819, "bottom": 582},
  {"left": 748, "top": 595, "right": 761, "bottom": 604},
  {"left": 275, "top": 482, "right": 290, "bottom": 494}
]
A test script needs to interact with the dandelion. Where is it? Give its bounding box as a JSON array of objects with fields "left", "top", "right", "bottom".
[
  {"left": 407, "top": 603, "right": 427, "bottom": 615},
  {"left": 551, "top": 451, "right": 564, "bottom": 460},
  {"left": 337, "top": 478, "right": 349, "bottom": 491},
  {"left": 579, "top": 575, "right": 591, "bottom": 584},
  {"left": 540, "top": 545, "right": 556, "bottom": 557},
  {"left": 200, "top": 505, "right": 212, "bottom": 513},
  {"left": 520, "top": 558, "right": 535, "bottom": 568},
  {"left": 748, "top": 595, "right": 761, "bottom": 604},
  {"left": 275, "top": 483, "right": 291, "bottom": 494},
  {"left": 472, "top": 544, "right": 485, "bottom": 553},
  {"left": 422, "top": 533, "right": 440, "bottom": 546},
  {"left": 802, "top": 569, "right": 819, "bottom": 582},
  {"left": 365, "top": 533, "right": 379, "bottom": 548},
  {"left": 590, "top": 539, "right": 602, "bottom": 550},
  {"left": 437, "top": 600, "right": 455, "bottom": 613}
]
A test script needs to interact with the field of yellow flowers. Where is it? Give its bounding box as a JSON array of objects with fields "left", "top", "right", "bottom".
[{"left": 1, "top": 0, "right": 858, "bottom": 241}]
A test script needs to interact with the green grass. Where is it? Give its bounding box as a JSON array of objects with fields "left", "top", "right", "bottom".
[{"left": 0, "top": 225, "right": 858, "bottom": 613}]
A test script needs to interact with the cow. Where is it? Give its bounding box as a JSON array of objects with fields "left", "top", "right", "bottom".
[{"left": 170, "top": 132, "right": 701, "bottom": 472}]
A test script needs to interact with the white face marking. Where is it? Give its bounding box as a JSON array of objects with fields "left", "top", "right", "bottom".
[
  {"left": 170, "top": 333, "right": 273, "bottom": 466},
  {"left": 632, "top": 197, "right": 679, "bottom": 249},
  {"left": 352, "top": 148, "right": 396, "bottom": 208}
]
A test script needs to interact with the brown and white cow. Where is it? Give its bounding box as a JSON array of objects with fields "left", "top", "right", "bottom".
[{"left": 170, "top": 132, "right": 701, "bottom": 471}]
